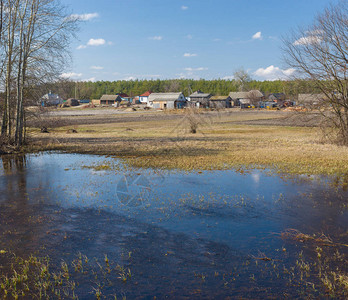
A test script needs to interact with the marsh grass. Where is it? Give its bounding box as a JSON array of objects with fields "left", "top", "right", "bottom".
[
  {"left": 25, "top": 111, "right": 348, "bottom": 180},
  {"left": 0, "top": 251, "right": 132, "bottom": 299}
]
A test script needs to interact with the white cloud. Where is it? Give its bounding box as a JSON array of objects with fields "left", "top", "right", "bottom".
[
  {"left": 87, "top": 38, "right": 106, "bottom": 46},
  {"left": 181, "top": 6, "right": 188, "bottom": 10},
  {"left": 77, "top": 45, "right": 87, "bottom": 50},
  {"left": 222, "top": 75, "right": 234, "bottom": 80},
  {"left": 82, "top": 77, "right": 96, "bottom": 82},
  {"left": 60, "top": 72, "right": 83, "bottom": 79},
  {"left": 253, "top": 65, "right": 296, "bottom": 81},
  {"left": 149, "top": 36, "right": 163, "bottom": 40},
  {"left": 90, "top": 66, "right": 104, "bottom": 70},
  {"left": 293, "top": 35, "right": 321, "bottom": 46},
  {"left": 252, "top": 31, "right": 262, "bottom": 40},
  {"left": 184, "top": 67, "right": 208, "bottom": 71},
  {"left": 183, "top": 53, "right": 197, "bottom": 57},
  {"left": 69, "top": 13, "right": 99, "bottom": 21}
]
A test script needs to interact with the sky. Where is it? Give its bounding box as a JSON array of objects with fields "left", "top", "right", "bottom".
[{"left": 59, "top": 0, "right": 337, "bottom": 82}]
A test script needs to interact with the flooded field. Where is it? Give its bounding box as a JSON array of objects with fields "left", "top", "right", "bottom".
[{"left": 0, "top": 152, "right": 347, "bottom": 299}]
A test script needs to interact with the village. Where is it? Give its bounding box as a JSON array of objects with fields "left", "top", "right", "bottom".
[{"left": 40, "top": 89, "right": 324, "bottom": 110}]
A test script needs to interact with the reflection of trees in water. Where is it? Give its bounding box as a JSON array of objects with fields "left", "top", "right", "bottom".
[
  {"left": 0, "top": 155, "right": 45, "bottom": 255},
  {"left": 1, "top": 155, "right": 27, "bottom": 199}
]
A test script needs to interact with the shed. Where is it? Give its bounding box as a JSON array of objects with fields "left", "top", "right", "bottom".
[
  {"left": 100, "top": 94, "right": 122, "bottom": 106},
  {"left": 229, "top": 90, "right": 264, "bottom": 107},
  {"left": 189, "top": 90, "right": 211, "bottom": 108},
  {"left": 209, "top": 96, "right": 232, "bottom": 108},
  {"left": 148, "top": 92, "right": 186, "bottom": 109}
]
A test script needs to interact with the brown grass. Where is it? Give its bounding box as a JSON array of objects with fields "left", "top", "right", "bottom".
[{"left": 24, "top": 110, "right": 348, "bottom": 177}]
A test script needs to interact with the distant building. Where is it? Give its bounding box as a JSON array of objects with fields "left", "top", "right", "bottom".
[
  {"left": 40, "top": 93, "right": 63, "bottom": 106},
  {"left": 99, "top": 94, "right": 122, "bottom": 106},
  {"left": 116, "top": 93, "right": 132, "bottom": 102},
  {"left": 229, "top": 90, "right": 264, "bottom": 107},
  {"left": 148, "top": 92, "right": 186, "bottom": 109},
  {"left": 298, "top": 94, "right": 326, "bottom": 106},
  {"left": 189, "top": 90, "right": 211, "bottom": 108},
  {"left": 209, "top": 96, "right": 232, "bottom": 108},
  {"left": 139, "top": 91, "right": 152, "bottom": 104}
]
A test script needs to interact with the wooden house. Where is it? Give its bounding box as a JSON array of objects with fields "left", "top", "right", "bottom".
[
  {"left": 209, "top": 96, "right": 232, "bottom": 108},
  {"left": 100, "top": 94, "right": 122, "bottom": 106},
  {"left": 189, "top": 90, "right": 211, "bottom": 108},
  {"left": 148, "top": 92, "right": 186, "bottom": 109}
]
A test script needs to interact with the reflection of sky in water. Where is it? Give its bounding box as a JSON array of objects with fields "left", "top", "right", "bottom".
[{"left": 1, "top": 152, "right": 347, "bottom": 253}]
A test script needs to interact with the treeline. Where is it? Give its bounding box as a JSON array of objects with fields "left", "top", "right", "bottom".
[{"left": 45, "top": 79, "right": 321, "bottom": 100}]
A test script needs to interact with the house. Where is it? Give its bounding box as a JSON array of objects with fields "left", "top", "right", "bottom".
[
  {"left": 297, "top": 94, "right": 326, "bottom": 106},
  {"left": 116, "top": 93, "right": 133, "bottom": 103},
  {"left": 229, "top": 90, "right": 264, "bottom": 107},
  {"left": 139, "top": 91, "right": 152, "bottom": 104},
  {"left": 268, "top": 93, "right": 286, "bottom": 102},
  {"left": 209, "top": 96, "right": 232, "bottom": 109},
  {"left": 40, "top": 93, "right": 63, "bottom": 106},
  {"left": 99, "top": 94, "right": 122, "bottom": 106},
  {"left": 147, "top": 92, "right": 186, "bottom": 109},
  {"left": 189, "top": 90, "right": 211, "bottom": 108}
]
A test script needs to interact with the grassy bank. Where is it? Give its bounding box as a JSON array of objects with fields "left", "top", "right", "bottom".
[{"left": 25, "top": 110, "right": 348, "bottom": 179}]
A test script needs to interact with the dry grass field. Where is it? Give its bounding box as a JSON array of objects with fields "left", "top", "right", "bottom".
[{"left": 26, "top": 109, "right": 348, "bottom": 179}]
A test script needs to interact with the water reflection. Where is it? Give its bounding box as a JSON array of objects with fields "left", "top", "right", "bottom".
[{"left": 0, "top": 153, "right": 347, "bottom": 298}]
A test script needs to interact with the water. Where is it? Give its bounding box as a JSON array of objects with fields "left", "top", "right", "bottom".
[{"left": 0, "top": 152, "right": 347, "bottom": 298}]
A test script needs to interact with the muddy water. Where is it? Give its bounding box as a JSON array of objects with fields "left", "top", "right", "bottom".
[{"left": 0, "top": 153, "right": 347, "bottom": 298}]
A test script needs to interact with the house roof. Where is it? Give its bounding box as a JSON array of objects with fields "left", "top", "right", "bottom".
[
  {"left": 269, "top": 93, "right": 286, "bottom": 100},
  {"left": 41, "top": 93, "right": 62, "bottom": 100},
  {"left": 210, "top": 96, "right": 231, "bottom": 101},
  {"left": 190, "top": 90, "right": 211, "bottom": 98},
  {"left": 140, "top": 91, "right": 152, "bottom": 97},
  {"left": 229, "top": 90, "right": 263, "bottom": 99},
  {"left": 100, "top": 94, "right": 121, "bottom": 101},
  {"left": 298, "top": 93, "right": 326, "bottom": 103},
  {"left": 228, "top": 92, "right": 249, "bottom": 99},
  {"left": 116, "top": 93, "right": 129, "bottom": 98},
  {"left": 148, "top": 92, "right": 184, "bottom": 102}
]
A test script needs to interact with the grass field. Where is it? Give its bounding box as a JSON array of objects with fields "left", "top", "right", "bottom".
[{"left": 26, "top": 109, "right": 348, "bottom": 180}]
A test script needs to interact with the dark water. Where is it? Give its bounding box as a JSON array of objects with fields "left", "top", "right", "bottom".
[{"left": 0, "top": 153, "right": 347, "bottom": 298}]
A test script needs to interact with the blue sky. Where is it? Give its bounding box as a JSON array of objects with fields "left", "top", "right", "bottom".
[{"left": 60, "top": 0, "right": 336, "bottom": 82}]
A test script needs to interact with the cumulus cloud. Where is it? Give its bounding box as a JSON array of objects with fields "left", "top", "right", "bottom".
[
  {"left": 252, "top": 31, "right": 262, "bottom": 40},
  {"left": 181, "top": 6, "right": 188, "bottom": 10},
  {"left": 184, "top": 67, "right": 208, "bottom": 71},
  {"left": 149, "top": 36, "right": 163, "bottom": 40},
  {"left": 253, "top": 65, "right": 296, "bottom": 81},
  {"left": 293, "top": 35, "right": 321, "bottom": 46},
  {"left": 90, "top": 66, "right": 104, "bottom": 70},
  {"left": 77, "top": 38, "right": 110, "bottom": 50},
  {"left": 60, "top": 72, "right": 83, "bottom": 79},
  {"left": 183, "top": 53, "right": 197, "bottom": 57},
  {"left": 87, "top": 38, "right": 106, "bottom": 46},
  {"left": 69, "top": 13, "right": 99, "bottom": 21}
]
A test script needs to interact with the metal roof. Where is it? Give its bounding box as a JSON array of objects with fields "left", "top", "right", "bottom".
[
  {"left": 148, "top": 92, "right": 185, "bottom": 102},
  {"left": 100, "top": 95, "right": 121, "bottom": 101}
]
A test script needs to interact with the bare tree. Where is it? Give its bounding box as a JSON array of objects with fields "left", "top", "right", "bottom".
[
  {"left": 233, "top": 68, "right": 252, "bottom": 92},
  {"left": 283, "top": 1, "right": 348, "bottom": 145},
  {"left": 0, "top": 0, "right": 77, "bottom": 148}
]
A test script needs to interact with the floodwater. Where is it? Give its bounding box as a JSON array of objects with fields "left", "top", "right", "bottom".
[{"left": 0, "top": 152, "right": 347, "bottom": 298}]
